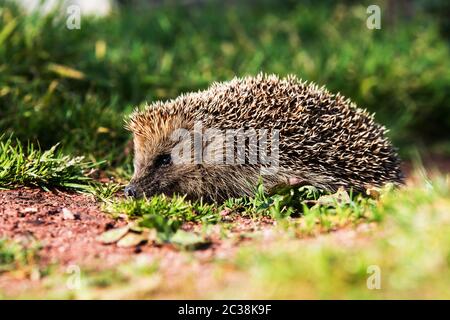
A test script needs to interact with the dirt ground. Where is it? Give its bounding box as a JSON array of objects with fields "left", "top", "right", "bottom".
[
  {"left": 0, "top": 157, "right": 449, "bottom": 297},
  {"left": 0, "top": 187, "right": 276, "bottom": 297},
  {"left": 0, "top": 188, "right": 130, "bottom": 267}
]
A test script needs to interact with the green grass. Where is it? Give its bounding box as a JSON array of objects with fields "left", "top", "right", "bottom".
[
  {"left": 0, "top": 135, "right": 97, "bottom": 191},
  {"left": 106, "top": 194, "right": 218, "bottom": 223},
  {"left": 217, "top": 177, "right": 450, "bottom": 299},
  {"left": 5, "top": 259, "right": 160, "bottom": 299},
  {"left": 103, "top": 195, "right": 219, "bottom": 243},
  {"left": 102, "top": 182, "right": 384, "bottom": 248},
  {"left": 0, "top": 237, "right": 41, "bottom": 275},
  {"left": 85, "top": 181, "right": 124, "bottom": 201},
  {"left": 0, "top": 135, "right": 127, "bottom": 198},
  {"left": 109, "top": 176, "right": 450, "bottom": 299}
]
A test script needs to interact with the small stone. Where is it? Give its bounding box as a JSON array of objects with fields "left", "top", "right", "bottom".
[
  {"left": 21, "top": 207, "right": 38, "bottom": 214},
  {"left": 62, "top": 208, "right": 75, "bottom": 220}
]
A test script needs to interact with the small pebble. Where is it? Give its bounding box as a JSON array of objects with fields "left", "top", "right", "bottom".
[
  {"left": 21, "top": 207, "right": 38, "bottom": 213},
  {"left": 62, "top": 208, "right": 75, "bottom": 220}
]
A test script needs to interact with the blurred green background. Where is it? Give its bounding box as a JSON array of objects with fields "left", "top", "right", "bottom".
[{"left": 0, "top": 0, "right": 449, "bottom": 169}]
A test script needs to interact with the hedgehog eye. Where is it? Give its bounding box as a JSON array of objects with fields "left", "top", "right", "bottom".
[{"left": 154, "top": 154, "right": 172, "bottom": 167}]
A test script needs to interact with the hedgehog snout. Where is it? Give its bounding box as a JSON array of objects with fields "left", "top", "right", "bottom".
[{"left": 124, "top": 184, "right": 140, "bottom": 198}]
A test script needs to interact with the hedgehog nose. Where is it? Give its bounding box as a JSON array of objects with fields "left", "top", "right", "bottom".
[{"left": 124, "top": 184, "right": 138, "bottom": 198}]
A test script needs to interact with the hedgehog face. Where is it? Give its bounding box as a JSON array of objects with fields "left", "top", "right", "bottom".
[
  {"left": 125, "top": 129, "right": 206, "bottom": 200},
  {"left": 125, "top": 150, "right": 176, "bottom": 199},
  {"left": 125, "top": 161, "right": 200, "bottom": 201},
  {"left": 125, "top": 128, "right": 265, "bottom": 202},
  {"left": 125, "top": 156, "right": 195, "bottom": 200}
]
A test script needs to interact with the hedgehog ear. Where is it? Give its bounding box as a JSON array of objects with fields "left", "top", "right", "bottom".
[
  {"left": 133, "top": 134, "right": 146, "bottom": 153},
  {"left": 132, "top": 133, "right": 151, "bottom": 170}
]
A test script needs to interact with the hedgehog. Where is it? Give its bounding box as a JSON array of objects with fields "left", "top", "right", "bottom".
[{"left": 124, "top": 74, "right": 403, "bottom": 202}]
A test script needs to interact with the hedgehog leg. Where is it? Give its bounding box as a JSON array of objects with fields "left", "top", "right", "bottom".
[{"left": 288, "top": 177, "right": 306, "bottom": 186}]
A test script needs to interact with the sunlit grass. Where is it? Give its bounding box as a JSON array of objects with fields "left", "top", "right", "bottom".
[
  {"left": 0, "top": 135, "right": 97, "bottom": 191},
  {"left": 0, "top": 237, "right": 42, "bottom": 277},
  {"left": 215, "top": 176, "right": 450, "bottom": 299}
]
